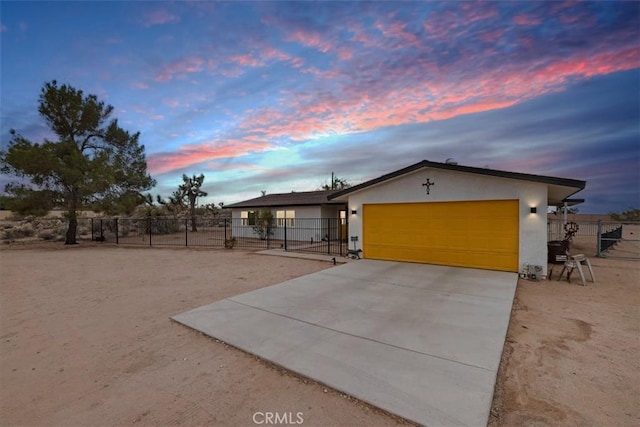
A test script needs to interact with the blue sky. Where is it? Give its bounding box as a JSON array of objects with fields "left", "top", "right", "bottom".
[{"left": 1, "top": 1, "right": 638, "bottom": 213}]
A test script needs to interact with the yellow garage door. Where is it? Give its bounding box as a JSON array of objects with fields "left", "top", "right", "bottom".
[{"left": 363, "top": 200, "right": 519, "bottom": 272}]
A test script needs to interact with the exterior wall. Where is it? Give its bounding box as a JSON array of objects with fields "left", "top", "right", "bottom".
[
  {"left": 345, "top": 167, "right": 548, "bottom": 274},
  {"left": 320, "top": 205, "right": 343, "bottom": 219},
  {"left": 230, "top": 206, "right": 323, "bottom": 241}
]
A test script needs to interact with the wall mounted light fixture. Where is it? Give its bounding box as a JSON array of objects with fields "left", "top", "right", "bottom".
[
  {"left": 530, "top": 207, "right": 537, "bottom": 214},
  {"left": 351, "top": 209, "right": 357, "bottom": 215}
]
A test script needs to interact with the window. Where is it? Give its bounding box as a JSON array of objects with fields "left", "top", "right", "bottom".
[
  {"left": 276, "top": 210, "right": 295, "bottom": 227},
  {"left": 241, "top": 211, "right": 256, "bottom": 226}
]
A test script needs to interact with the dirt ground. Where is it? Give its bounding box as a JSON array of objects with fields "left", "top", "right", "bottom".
[
  {"left": 490, "top": 235, "right": 640, "bottom": 426},
  {"left": 1, "top": 241, "right": 639, "bottom": 426}
]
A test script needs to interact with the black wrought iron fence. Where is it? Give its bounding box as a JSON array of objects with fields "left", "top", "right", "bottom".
[
  {"left": 597, "top": 220, "right": 639, "bottom": 259},
  {"left": 90, "top": 216, "right": 348, "bottom": 255}
]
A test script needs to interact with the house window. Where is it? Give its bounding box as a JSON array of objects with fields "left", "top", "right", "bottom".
[
  {"left": 276, "top": 210, "right": 295, "bottom": 227},
  {"left": 241, "top": 211, "right": 256, "bottom": 226}
]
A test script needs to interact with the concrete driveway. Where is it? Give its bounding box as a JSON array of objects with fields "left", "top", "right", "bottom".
[{"left": 173, "top": 260, "right": 517, "bottom": 426}]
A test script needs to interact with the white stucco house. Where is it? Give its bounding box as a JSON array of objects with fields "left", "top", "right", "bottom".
[
  {"left": 328, "top": 160, "right": 586, "bottom": 275},
  {"left": 225, "top": 190, "right": 347, "bottom": 243}
]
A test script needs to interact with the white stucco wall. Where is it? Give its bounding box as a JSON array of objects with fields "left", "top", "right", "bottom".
[
  {"left": 230, "top": 206, "right": 326, "bottom": 241},
  {"left": 344, "top": 167, "right": 548, "bottom": 274}
]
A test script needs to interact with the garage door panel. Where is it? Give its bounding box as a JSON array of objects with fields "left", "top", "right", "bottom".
[{"left": 363, "top": 200, "right": 519, "bottom": 272}]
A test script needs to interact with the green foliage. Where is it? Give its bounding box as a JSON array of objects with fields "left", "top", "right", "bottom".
[
  {"left": 0, "top": 81, "right": 156, "bottom": 243},
  {"left": 320, "top": 175, "right": 351, "bottom": 191},
  {"left": 1, "top": 185, "right": 52, "bottom": 216},
  {"left": 609, "top": 208, "right": 640, "bottom": 221},
  {"left": 224, "top": 236, "right": 237, "bottom": 249},
  {"left": 252, "top": 209, "right": 274, "bottom": 240},
  {"left": 171, "top": 174, "right": 208, "bottom": 231}
]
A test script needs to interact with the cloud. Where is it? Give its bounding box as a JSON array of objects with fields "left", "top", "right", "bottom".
[
  {"left": 286, "top": 29, "right": 334, "bottom": 53},
  {"left": 147, "top": 139, "right": 274, "bottom": 175},
  {"left": 0, "top": 23, "right": 7, "bottom": 32},
  {"left": 143, "top": 8, "right": 179, "bottom": 27},
  {"left": 513, "top": 14, "right": 541, "bottom": 26},
  {"left": 155, "top": 56, "right": 205, "bottom": 81}
]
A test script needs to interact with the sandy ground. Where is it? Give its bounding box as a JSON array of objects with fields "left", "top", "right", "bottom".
[
  {"left": 1, "top": 240, "right": 638, "bottom": 426},
  {"left": 490, "top": 235, "right": 640, "bottom": 426},
  {"left": 1, "top": 245, "right": 403, "bottom": 426}
]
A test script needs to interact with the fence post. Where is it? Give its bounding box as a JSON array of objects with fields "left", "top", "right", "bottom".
[
  {"left": 115, "top": 218, "right": 119, "bottom": 245},
  {"left": 266, "top": 219, "right": 271, "bottom": 249},
  {"left": 596, "top": 220, "right": 602, "bottom": 257},
  {"left": 284, "top": 220, "right": 287, "bottom": 251},
  {"left": 100, "top": 219, "right": 104, "bottom": 241},
  {"left": 224, "top": 218, "right": 227, "bottom": 243},
  {"left": 91, "top": 218, "right": 94, "bottom": 241},
  {"left": 148, "top": 216, "right": 152, "bottom": 246},
  {"left": 185, "top": 218, "right": 188, "bottom": 246},
  {"left": 327, "top": 218, "right": 331, "bottom": 254}
]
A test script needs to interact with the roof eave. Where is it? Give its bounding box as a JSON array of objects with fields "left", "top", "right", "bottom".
[{"left": 328, "top": 160, "right": 587, "bottom": 201}]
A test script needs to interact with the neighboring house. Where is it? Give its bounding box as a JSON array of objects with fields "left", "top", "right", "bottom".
[
  {"left": 225, "top": 190, "right": 347, "bottom": 243},
  {"left": 329, "top": 160, "right": 586, "bottom": 275}
]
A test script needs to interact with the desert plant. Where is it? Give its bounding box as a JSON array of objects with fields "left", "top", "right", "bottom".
[
  {"left": 38, "top": 230, "right": 55, "bottom": 240},
  {"left": 0, "top": 80, "right": 155, "bottom": 244},
  {"left": 252, "top": 210, "right": 274, "bottom": 240},
  {"left": 224, "top": 236, "right": 236, "bottom": 249},
  {"left": 609, "top": 208, "right": 640, "bottom": 221}
]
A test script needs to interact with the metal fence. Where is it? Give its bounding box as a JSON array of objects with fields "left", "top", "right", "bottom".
[
  {"left": 91, "top": 216, "right": 348, "bottom": 256},
  {"left": 547, "top": 218, "right": 603, "bottom": 240},
  {"left": 596, "top": 220, "right": 640, "bottom": 259},
  {"left": 548, "top": 219, "right": 640, "bottom": 259}
]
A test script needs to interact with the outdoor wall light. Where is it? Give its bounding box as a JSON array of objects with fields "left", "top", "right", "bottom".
[
  {"left": 351, "top": 209, "right": 357, "bottom": 215},
  {"left": 530, "top": 207, "right": 537, "bottom": 214}
]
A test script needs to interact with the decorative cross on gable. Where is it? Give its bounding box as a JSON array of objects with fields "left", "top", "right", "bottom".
[{"left": 422, "top": 178, "right": 435, "bottom": 195}]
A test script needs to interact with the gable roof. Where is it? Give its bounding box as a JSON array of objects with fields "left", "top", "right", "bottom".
[
  {"left": 328, "top": 160, "right": 586, "bottom": 206},
  {"left": 226, "top": 190, "right": 345, "bottom": 209}
]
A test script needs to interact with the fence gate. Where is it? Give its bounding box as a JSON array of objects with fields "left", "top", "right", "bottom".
[{"left": 597, "top": 220, "right": 640, "bottom": 259}]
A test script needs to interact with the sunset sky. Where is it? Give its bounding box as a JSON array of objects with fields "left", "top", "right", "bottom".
[{"left": 1, "top": 1, "right": 638, "bottom": 213}]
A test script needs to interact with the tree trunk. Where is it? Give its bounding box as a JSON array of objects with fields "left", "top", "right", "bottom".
[
  {"left": 190, "top": 197, "right": 197, "bottom": 232},
  {"left": 66, "top": 213, "right": 78, "bottom": 244},
  {"left": 65, "top": 195, "right": 78, "bottom": 245}
]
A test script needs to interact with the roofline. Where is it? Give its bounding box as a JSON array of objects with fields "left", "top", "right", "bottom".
[
  {"left": 226, "top": 201, "right": 346, "bottom": 208},
  {"left": 328, "top": 160, "right": 586, "bottom": 199},
  {"left": 225, "top": 190, "right": 346, "bottom": 209}
]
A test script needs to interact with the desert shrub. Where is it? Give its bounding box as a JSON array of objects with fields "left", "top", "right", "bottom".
[
  {"left": 19, "top": 223, "right": 34, "bottom": 237},
  {"left": 252, "top": 210, "right": 274, "bottom": 240},
  {"left": 224, "top": 237, "right": 237, "bottom": 249},
  {"left": 38, "top": 230, "right": 55, "bottom": 240}
]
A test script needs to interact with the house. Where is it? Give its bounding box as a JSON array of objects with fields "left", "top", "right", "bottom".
[
  {"left": 328, "top": 160, "right": 586, "bottom": 275},
  {"left": 225, "top": 190, "right": 347, "bottom": 243}
]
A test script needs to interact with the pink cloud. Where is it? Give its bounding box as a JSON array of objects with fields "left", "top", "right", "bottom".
[
  {"left": 349, "top": 22, "right": 379, "bottom": 47},
  {"left": 147, "top": 139, "right": 273, "bottom": 175},
  {"left": 227, "top": 46, "right": 304, "bottom": 70},
  {"left": 286, "top": 29, "right": 333, "bottom": 53},
  {"left": 229, "top": 53, "right": 262, "bottom": 67},
  {"left": 162, "top": 98, "right": 186, "bottom": 108},
  {"left": 134, "top": 81, "right": 149, "bottom": 89},
  {"left": 375, "top": 20, "right": 421, "bottom": 48},
  {"left": 513, "top": 14, "right": 541, "bottom": 26},
  {"left": 479, "top": 28, "right": 504, "bottom": 43},
  {"left": 337, "top": 46, "right": 354, "bottom": 60},
  {"left": 156, "top": 56, "right": 205, "bottom": 81},
  {"left": 143, "top": 9, "right": 178, "bottom": 27},
  {"left": 234, "top": 44, "right": 640, "bottom": 144}
]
